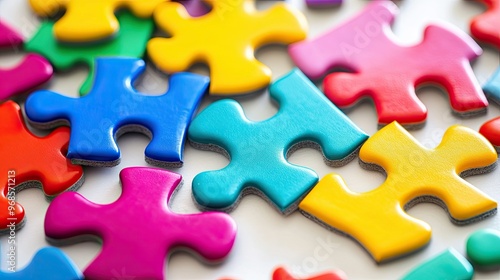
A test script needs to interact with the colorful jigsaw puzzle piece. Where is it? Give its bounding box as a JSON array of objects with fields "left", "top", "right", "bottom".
[
  {"left": 470, "top": 0, "right": 500, "bottom": 49},
  {"left": 0, "top": 21, "right": 23, "bottom": 48},
  {"left": 289, "top": 1, "right": 487, "bottom": 127},
  {"left": 483, "top": 67, "right": 500, "bottom": 104},
  {"left": 29, "top": 0, "right": 164, "bottom": 43},
  {"left": 24, "top": 11, "right": 153, "bottom": 95},
  {"left": 45, "top": 167, "right": 237, "bottom": 279},
  {"left": 189, "top": 69, "right": 368, "bottom": 215},
  {"left": 273, "top": 267, "right": 347, "bottom": 280},
  {"left": 0, "top": 101, "right": 83, "bottom": 232},
  {"left": 467, "top": 229, "right": 500, "bottom": 268},
  {"left": 0, "top": 247, "right": 83, "bottom": 280},
  {"left": 299, "top": 122, "right": 497, "bottom": 262},
  {"left": 148, "top": 0, "right": 307, "bottom": 95},
  {"left": 402, "top": 249, "right": 474, "bottom": 280},
  {"left": 26, "top": 57, "right": 209, "bottom": 167},
  {"left": 0, "top": 21, "right": 53, "bottom": 100}
]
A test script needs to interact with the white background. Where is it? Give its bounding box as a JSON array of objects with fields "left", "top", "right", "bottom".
[{"left": 1, "top": 0, "right": 500, "bottom": 279}]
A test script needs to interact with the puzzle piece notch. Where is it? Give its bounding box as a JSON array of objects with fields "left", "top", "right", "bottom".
[
  {"left": 299, "top": 122, "right": 497, "bottom": 262},
  {"left": 289, "top": 1, "right": 487, "bottom": 127},
  {"left": 401, "top": 249, "right": 474, "bottom": 280},
  {"left": 24, "top": 11, "right": 153, "bottom": 95},
  {"left": 0, "top": 101, "right": 83, "bottom": 232},
  {"left": 189, "top": 69, "right": 367, "bottom": 214},
  {"left": 148, "top": 0, "right": 307, "bottom": 95},
  {"left": 29, "top": 0, "right": 164, "bottom": 42},
  {"left": 272, "top": 267, "right": 347, "bottom": 280},
  {"left": 470, "top": 0, "right": 500, "bottom": 49},
  {"left": 45, "top": 167, "right": 237, "bottom": 279},
  {"left": 26, "top": 57, "right": 209, "bottom": 167},
  {"left": 466, "top": 229, "right": 500, "bottom": 268},
  {"left": 0, "top": 247, "right": 83, "bottom": 280},
  {"left": 0, "top": 21, "right": 23, "bottom": 48}
]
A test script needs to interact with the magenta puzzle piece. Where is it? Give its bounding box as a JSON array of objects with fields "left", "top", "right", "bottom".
[
  {"left": 44, "top": 167, "right": 237, "bottom": 279},
  {"left": 0, "top": 21, "right": 23, "bottom": 47},
  {"left": 177, "top": 0, "right": 209, "bottom": 17},
  {"left": 289, "top": 1, "right": 487, "bottom": 127},
  {"left": 0, "top": 21, "right": 52, "bottom": 100}
]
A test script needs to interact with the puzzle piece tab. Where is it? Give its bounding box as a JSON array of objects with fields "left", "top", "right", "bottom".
[
  {"left": 289, "top": 1, "right": 487, "bottom": 127},
  {"left": 0, "top": 22, "right": 53, "bottom": 100},
  {"left": 0, "top": 101, "right": 83, "bottom": 232},
  {"left": 402, "top": 249, "right": 474, "bottom": 280},
  {"left": 24, "top": 11, "right": 153, "bottom": 95},
  {"left": 148, "top": 0, "right": 307, "bottom": 95},
  {"left": 26, "top": 57, "right": 209, "bottom": 167},
  {"left": 29, "top": 0, "right": 164, "bottom": 42},
  {"left": 44, "top": 167, "right": 237, "bottom": 279},
  {"left": 479, "top": 116, "right": 500, "bottom": 149},
  {"left": 0, "top": 247, "right": 83, "bottom": 280},
  {"left": 189, "top": 69, "right": 367, "bottom": 214},
  {"left": 0, "top": 21, "right": 23, "bottom": 48},
  {"left": 471, "top": 0, "right": 500, "bottom": 49},
  {"left": 273, "top": 267, "right": 347, "bottom": 280},
  {"left": 299, "top": 122, "right": 497, "bottom": 262},
  {"left": 467, "top": 229, "right": 500, "bottom": 268}
]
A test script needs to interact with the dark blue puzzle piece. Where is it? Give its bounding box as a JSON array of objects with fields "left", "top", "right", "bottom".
[
  {"left": 0, "top": 247, "right": 83, "bottom": 280},
  {"left": 25, "top": 57, "right": 209, "bottom": 167}
]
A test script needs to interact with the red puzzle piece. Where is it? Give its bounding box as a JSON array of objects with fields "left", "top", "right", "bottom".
[
  {"left": 0, "top": 21, "right": 53, "bottom": 100},
  {"left": 273, "top": 267, "right": 347, "bottom": 280},
  {"left": 471, "top": 0, "right": 500, "bottom": 49},
  {"left": 289, "top": 1, "right": 487, "bottom": 127},
  {"left": 480, "top": 117, "right": 500, "bottom": 148},
  {"left": 0, "top": 101, "right": 83, "bottom": 232}
]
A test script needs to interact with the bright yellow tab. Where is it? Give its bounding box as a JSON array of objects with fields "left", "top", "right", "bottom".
[
  {"left": 147, "top": 0, "right": 308, "bottom": 95},
  {"left": 299, "top": 122, "right": 497, "bottom": 263},
  {"left": 29, "top": 0, "right": 164, "bottom": 42}
]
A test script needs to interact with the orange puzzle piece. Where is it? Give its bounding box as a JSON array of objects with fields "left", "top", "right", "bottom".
[{"left": 0, "top": 101, "right": 83, "bottom": 232}]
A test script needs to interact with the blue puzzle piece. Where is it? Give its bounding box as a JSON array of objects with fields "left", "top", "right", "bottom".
[
  {"left": 0, "top": 247, "right": 83, "bottom": 280},
  {"left": 402, "top": 248, "right": 474, "bottom": 280},
  {"left": 484, "top": 68, "right": 500, "bottom": 105},
  {"left": 26, "top": 57, "right": 209, "bottom": 167},
  {"left": 188, "top": 69, "right": 368, "bottom": 215}
]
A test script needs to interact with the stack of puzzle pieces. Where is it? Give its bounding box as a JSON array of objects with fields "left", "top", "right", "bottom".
[{"left": 1, "top": 0, "right": 500, "bottom": 279}]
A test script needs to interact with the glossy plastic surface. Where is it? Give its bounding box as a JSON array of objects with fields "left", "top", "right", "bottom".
[
  {"left": 44, "top": 167, "right": 237, "bottom": 280},
  {"left": 26, "top": 57, "right": 209, "bottom": 167}
]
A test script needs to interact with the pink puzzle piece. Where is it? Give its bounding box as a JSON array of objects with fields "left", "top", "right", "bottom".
[
  {"left": 0, "top": 21, "right": 52, "bottom": 100},
  {"left": 289, "top": 1, "right": 487, "bottom": 127},
  {"left": 470, "top": 0, "right": 500, "bottom": 49},
  {"left": 44, "top": 167, "right": 236, "bottom": 279},
  {"left": 0, "top": 21, "right": 23, "bottom": 47}
]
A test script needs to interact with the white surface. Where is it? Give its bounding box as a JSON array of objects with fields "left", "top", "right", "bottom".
[{"left": 1, "top": 0, "right": 500, "bottom": 279}]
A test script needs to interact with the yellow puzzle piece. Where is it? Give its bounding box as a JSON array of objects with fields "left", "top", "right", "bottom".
[
  {"left": 147, "top": 0, "right": 308, "bottom": 95},
  {"left": 29, "top": 0, "right": 165, "bottom": 42},
  {"left": 299, "top": 122, "right": 497, "bottom": 263}
]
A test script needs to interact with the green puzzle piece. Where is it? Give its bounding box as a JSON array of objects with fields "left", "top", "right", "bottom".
[
  {"left": 467, "top": 229, "right": 500, "bottom": 268},
  {"left": 25, "top": 11, "right": 153, "bottom": 95}
]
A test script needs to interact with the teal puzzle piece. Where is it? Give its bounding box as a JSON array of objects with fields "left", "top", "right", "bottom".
[
  {"left": 402, "top": 249, "right": 473, "bottom": 280},
  {"left": 24, "top": 11, "right": 153, "bottom": 95},
  {"left": 188, "top": 69, "right": 368, "bottom": 215}
]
